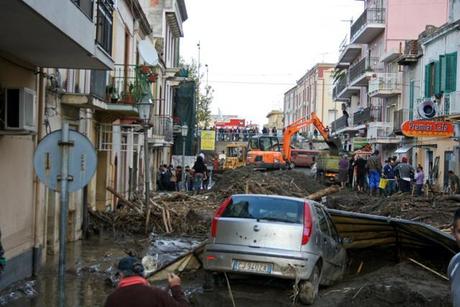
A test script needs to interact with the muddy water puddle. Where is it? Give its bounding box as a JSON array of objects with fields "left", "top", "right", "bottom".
[{"left": 0, "top": 234, "right": 204, "bottom": 307}]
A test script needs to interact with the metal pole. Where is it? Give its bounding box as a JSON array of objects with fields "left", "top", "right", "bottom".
[
  {"left": 58, "top": 122, "right": 71, "bottom": 307},
  {"left": 144, "top": 126, "right": 150, "bottom": 211},
  {"left": 182, "top": 137, "right": 186, "bottom": 191}
]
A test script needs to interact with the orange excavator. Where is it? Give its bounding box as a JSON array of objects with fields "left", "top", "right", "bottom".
[{"left": 246, "top": 112, "right": 340, "bottom": 169}]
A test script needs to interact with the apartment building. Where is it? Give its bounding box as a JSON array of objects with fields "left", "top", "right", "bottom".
[
  {"left": 0, "top": 0, "right": 115, "bottom": 288},
  {"left": 0, "top": 0, "right": 189, "bottom": 289},
  {"left": 283, "top": 64, "right": 336, "bottom": 136},
  {"left": 332, "top": 0, "right": 449, "bottom": 155},
  {"left": 397, "top": 1, "right": 460, "bottom": 189},
  {"left": 144, "top": 0, "right": 188, "bottom": 173}
]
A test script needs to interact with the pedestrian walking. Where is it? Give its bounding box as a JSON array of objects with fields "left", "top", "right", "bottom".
[
  {"left": 175, "top": 166, "right": 183, "bottom": 191},
  {"left": 366, "top": 150, "right": 382, "bottom": 196},
  {"left": 355, "top": 155, "right": 367, "bottom": 192},
  {"left": 348, "top": 155, "right": 355, "bottom": 188},
  {"left": 383, "top": 158, "right": 396, "bottom": 197},
  {"left": 0, "top": 229, "right": 5, "bottom": 275},
  {"left": 394, "top": 157, "right": 414, "bottom": 193},
  {"left": 415, "top": 166, "right": 425, "bottom": 196},
  {"left": 104, "top": 256, "right": 189, "bottom": 307},
  {"left": 192, "top": 156, "right": 207, "bottom": 193},
  {"left": 338, "top": 155, "right": 349, "bottom": 189},
  {"left": 310, "top": 157, "right": 318, "bottom": 180},
  {"left": 448, "top": 209, "right": 460, "bottom": 306}
]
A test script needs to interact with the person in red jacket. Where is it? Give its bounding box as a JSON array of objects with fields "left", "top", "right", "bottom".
[{"left": 104, "top": 256, "right": 189, "bottom": 307}]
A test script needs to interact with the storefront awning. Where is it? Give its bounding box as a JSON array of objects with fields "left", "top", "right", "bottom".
[{"left": 394, "top": 145, "right": 413, "bottom": 154}]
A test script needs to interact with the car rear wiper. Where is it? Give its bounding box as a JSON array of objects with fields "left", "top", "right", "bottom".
[{"left": 256, "top": 217, "right": 298, "bottom": 224}]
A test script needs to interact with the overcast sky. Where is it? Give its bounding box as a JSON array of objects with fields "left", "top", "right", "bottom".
[{"left": 181, "top": 0, "right": 364, "bottom": 127}]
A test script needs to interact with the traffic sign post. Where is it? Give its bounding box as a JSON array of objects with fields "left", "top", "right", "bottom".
[{"left": 33, "top": 122, "right": 97, "bottom": 307}]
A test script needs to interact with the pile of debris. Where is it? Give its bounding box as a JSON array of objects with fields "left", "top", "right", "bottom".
[
  {"left": 326, "top": 192, "right": 460, "bottom": 231},
  {"left": 89, "top": 167, "right": 324, "bottom": 236}
]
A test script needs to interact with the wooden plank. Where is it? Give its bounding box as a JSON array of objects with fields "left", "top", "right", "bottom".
[{"left": 106, "top": 186, "right": 141, "bottom": 213}]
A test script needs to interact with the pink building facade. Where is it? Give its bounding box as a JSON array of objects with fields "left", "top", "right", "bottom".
[{"left": 333, "top": 0, "right": 449, "bottom": 155}]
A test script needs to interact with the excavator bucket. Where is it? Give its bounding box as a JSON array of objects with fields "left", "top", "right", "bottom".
[{"left": 325, "top": 137, "right": 341, "bottom": 156}]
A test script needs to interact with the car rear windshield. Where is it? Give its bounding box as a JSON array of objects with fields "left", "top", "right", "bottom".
[{"left": 221, "top": 196, "right": 303, "bottom": 224}]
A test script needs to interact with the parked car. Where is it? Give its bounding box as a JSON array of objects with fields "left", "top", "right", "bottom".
[
  {"left": 203, "top": 194, "right": 347, "bottom": 305},
  {"left": 291, "top": 149, "right": 320, "bottom": 168}
]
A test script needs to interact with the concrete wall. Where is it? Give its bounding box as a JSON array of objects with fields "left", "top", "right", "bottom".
[{"left": 0, "top": 57, "right": 42, "bottom": 289}]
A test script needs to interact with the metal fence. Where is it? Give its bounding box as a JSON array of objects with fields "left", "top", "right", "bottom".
[
  {"left": 353, "top": 107, "right": 371, "bottom": 125},
  {"left": 151, "top": 116, "right": 173, "bottom": 143},
  {"left": 350, "top": 8, "right": 385, "bottom": 41}
]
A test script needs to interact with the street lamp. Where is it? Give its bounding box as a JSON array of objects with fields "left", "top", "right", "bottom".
[
  {"left": 181, "top": 123, "right": 189, "bottom": 191},
  {"left": 136, "top": 95, "right": 153, "bottom": 211}
]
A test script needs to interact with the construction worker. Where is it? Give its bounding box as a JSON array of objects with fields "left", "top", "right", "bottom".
[
  {"left": 448, "top": 208, "right": 460, "bottom": 306},
  {"left": 0, "top": 229, "right": 5, "bottom": 275},
  {"left": 104, "top": 256, "right": 189, "bottom": 307}
]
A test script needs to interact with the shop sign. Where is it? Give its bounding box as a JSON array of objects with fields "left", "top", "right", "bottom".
[{"left": 401, "top": 120, "right": 454, "bottom": 138}]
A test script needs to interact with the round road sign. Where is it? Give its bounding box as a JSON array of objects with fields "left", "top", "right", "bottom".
[{"left": 33, "top": 130, "right": 97, "bottom": 192}]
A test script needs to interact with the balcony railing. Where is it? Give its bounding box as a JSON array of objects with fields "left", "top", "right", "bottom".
[
  {"left": 331, "top": 115, "right": 349, "bottom": 132},
  {"left": 393, "top": 109, "right": 409, "bottom": 132},
  {"left": 90, "top": 69, "right": 108, "bottom": 100},
  {"left": 105, "top": 64, "right": 156, "bottom": 104},
  {"left": 350, "top": 8, "right": 386, "bottom": 42},
  {"left": 151, "top": 116, "right": 173, "bottom": 143},
  {"left": 349, "top": 57, "right": 380, "bottom": 83},
  {"left": 353, "top": 107, "right": 371, "bottom": 125},
  {"left": 368, "top": 73, "right": 402, "bottom": 96},
  {"left": 333, "top": 75, "right": 347, "bottom": 99},
  {"left": 368, "top": 122, "right": 393, "bottom": 139}
]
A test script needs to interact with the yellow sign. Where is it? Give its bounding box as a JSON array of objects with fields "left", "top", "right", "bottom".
[{"left": 201, "top": 130, "right": 216, "bottom": 151}]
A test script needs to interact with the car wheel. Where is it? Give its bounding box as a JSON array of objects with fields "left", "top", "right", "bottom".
[{"left": 299, "top": 264, "right": 321, "bottom": 305}]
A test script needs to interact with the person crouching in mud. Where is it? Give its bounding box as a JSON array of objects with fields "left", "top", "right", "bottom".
[{"left": 104, "top": 256, "right": 190, "bottom": 307}]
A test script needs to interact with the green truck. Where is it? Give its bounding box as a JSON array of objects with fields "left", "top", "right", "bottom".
[{"left": 316, "top": 153, "right": 341, "bottom": 184}]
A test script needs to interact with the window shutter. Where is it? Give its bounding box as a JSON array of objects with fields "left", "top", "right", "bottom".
[
  {"left": 446, "top": 52, "right": 457, "bottom": 93},
  {"left": 434, "top": 61, "right": 441, "bottom": 94},
  {"left": 440, "top": 55, "right": 446, "bottom": 92},
  {"left": 424, "top": 64, "right": 430, "bottom": 97}
]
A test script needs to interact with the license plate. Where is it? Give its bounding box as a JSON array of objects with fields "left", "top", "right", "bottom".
[{"left": 232, "top": 260, "right": 273, "bottom": 274}]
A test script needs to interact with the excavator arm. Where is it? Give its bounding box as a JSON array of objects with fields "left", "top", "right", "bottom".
[{"left": 282, "top": 112, "right": 340, "bottom": 162}]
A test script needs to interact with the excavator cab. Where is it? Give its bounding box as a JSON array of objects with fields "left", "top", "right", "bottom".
[{"left": 246, "top": 135, "right": 286, "bottom": 169}]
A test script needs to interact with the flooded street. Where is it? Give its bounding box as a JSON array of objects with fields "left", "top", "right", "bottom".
[{"left": 0, "top": 234, "right": 204, "bottom": 307}]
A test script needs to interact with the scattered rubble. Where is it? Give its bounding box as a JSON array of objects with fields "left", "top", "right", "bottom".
[
  {"left": 89, "top": 167, "right": 324, "bottom": 236},
  {"left": 326, "top": 192, "right": 460, "bottom": 231}
]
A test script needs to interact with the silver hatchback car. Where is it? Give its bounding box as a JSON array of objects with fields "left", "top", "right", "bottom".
[{"left": 203, "top": 194, "right": 347, "bottom": 305}]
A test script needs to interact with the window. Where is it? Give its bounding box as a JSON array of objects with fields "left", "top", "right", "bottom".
[
  {"left": 222, "top": 196, "right": 304, "bottom": 224},
  {"left": 315, "top": 206, "right": 330, "bottom": 236},
  {"left": 425, "top": 53, "right": 457, "bottom": 96},
  {"left": 96, "top": 0, "right": 114, "bottom": 55},
  {"left": 409, "top": 80, "right": 415, "bottom": 120}
]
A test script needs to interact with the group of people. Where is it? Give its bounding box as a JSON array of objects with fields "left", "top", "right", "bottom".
[
  {"left": 157, "top": 155, "right": 210, "bottom": 193},
  {"left": 216, "top": 126, "right": 259, "bottom": 142},
  {"left": 336, "top": 150, "right": 460, "bottom": 197}
]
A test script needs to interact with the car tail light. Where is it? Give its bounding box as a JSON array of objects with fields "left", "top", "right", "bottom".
[
  {"left": 211, "top": 197, "right": 232, "bottom": 237},
  {"left": 302, "top": 202, "right": 313, "bottom": 245}
]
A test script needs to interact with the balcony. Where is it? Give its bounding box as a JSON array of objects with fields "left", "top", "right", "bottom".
[
  {"left": 393, "top": 109, "right": 409, "bottom": 134},
  {"left": 149, "top": 116, "right": 174, "bottom": 146},
  {"left": 368, "top": 73, "right": 402, "bottom": 98},
  {"left": 368, "top": 122, "right": 402, "bottom": 144},
  {"left": 338, "top": 43, "right": 362, "bottom": 65},
  {"left": 397, "top": 40, "right": 421, "bottom": 66},
  {"left": 0, "top": 0, "right": 113, "bottom": 69},
  {"left": 349, "top": 57, "right": 381, "bottom": 86},
  {"left": 353, "top": 107, "right": 371, "bottom": 126},
  {"left": 350, "top": 8, "right": 386, "bottom": 44},
  {"left": 333, "top": 74, "right": 360, "bottom": 101},
  {"left": 331, "top": 115, "right": 350, "bottom": 132}
]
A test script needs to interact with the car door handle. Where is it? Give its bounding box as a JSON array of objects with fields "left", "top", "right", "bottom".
[{"left": 253, "top": 225, "right": 260, "bottom": 232}]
